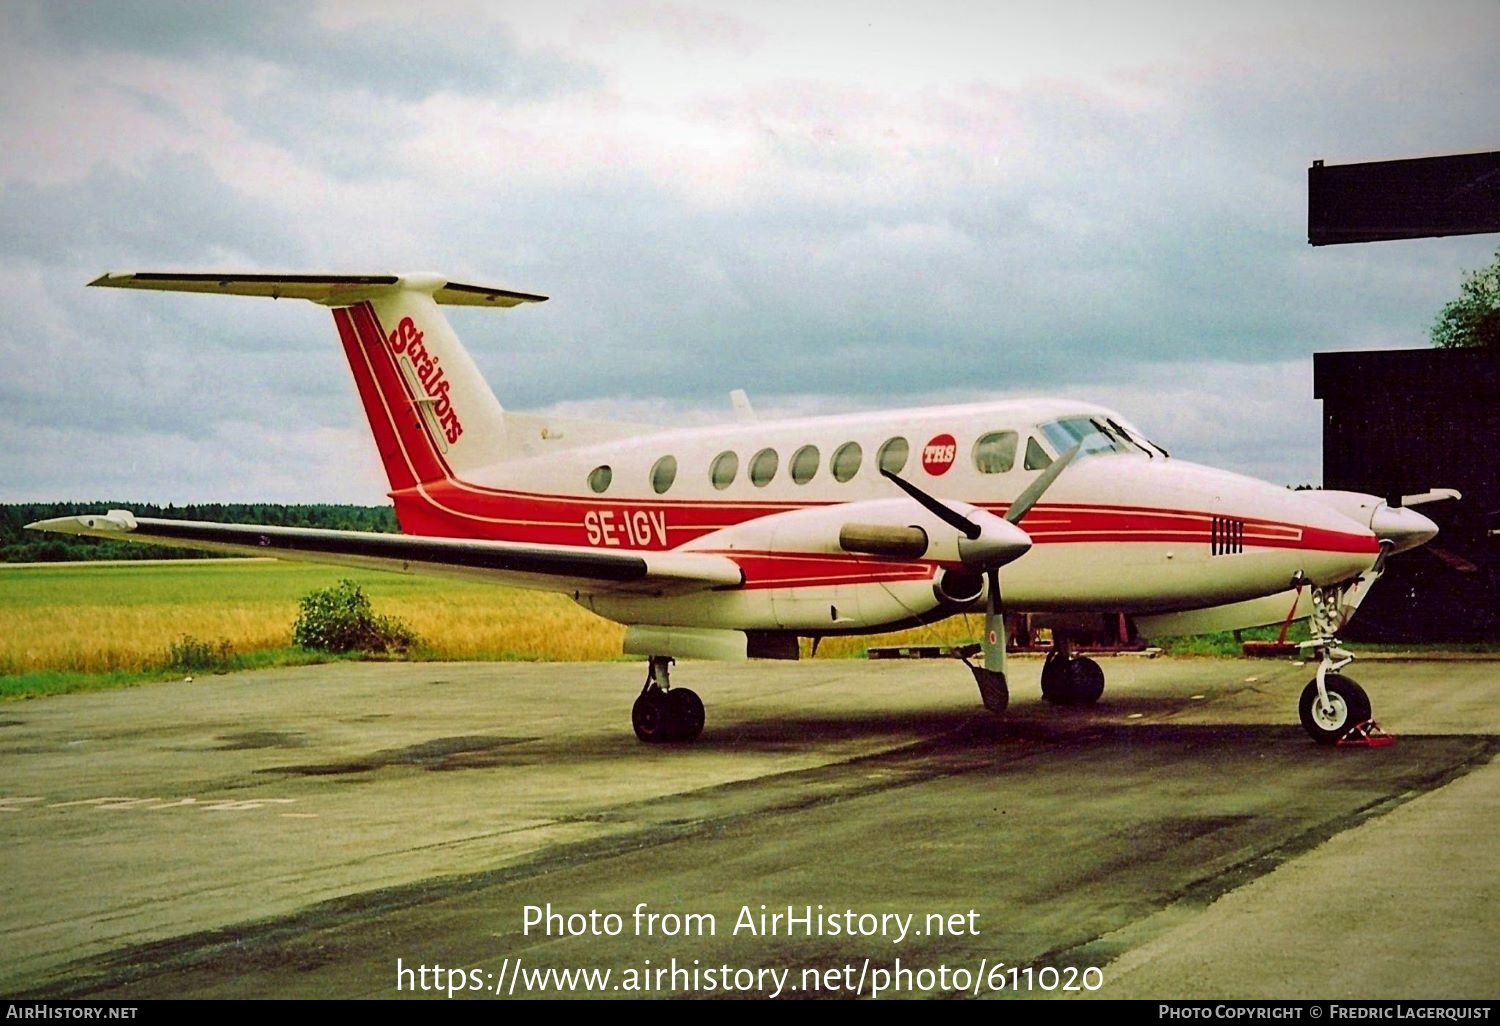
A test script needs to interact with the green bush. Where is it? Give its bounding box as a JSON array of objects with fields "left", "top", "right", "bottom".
[
  {"left": 166, "top": 634, "right": 237, "bottom": 673},
  {"left": 291, "top": 579, "right": 418, "bottom": 654}
]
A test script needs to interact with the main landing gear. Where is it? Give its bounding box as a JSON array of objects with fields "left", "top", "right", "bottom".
[
  {"left": 1297, "top": 583, "right": 1378, "bottom": 746},
  {"left": 1038, "top": 636, "right": 1106, "bottom": 707},
  {"left": 632, "top": 656, "right": 705, "bottom": 744}
]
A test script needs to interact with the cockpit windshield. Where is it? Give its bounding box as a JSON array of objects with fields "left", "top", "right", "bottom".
[{"left": 1039, "top": 416, "right": 1158, "bottom": 460}]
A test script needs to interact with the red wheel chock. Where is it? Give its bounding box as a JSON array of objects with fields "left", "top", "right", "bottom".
[{"left": 1337, "top": 720, "right": 1396, "bottom": 748}]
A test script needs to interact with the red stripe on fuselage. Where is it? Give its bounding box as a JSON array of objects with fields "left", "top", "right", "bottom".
[
  {"left": 386, "top": 484, "right": 1377, "bottom": 557},
  {"left": 389, "top": 473, "right": 1378, "bottom": 558}
]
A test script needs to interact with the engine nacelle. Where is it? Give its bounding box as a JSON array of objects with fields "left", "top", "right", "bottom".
[{"left": 682, "top": 497, "right": 1026, "bottom": 570}]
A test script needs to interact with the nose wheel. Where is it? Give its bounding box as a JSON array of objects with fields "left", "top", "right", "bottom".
[
  {"left": 1298, "top": 674, "right": 1371, "bottom": 745},
  {"left": 632, "top": 656, "right": 705, "bottom": 743}
]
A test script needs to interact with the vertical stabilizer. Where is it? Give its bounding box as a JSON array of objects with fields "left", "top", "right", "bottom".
[
  {"left": 89, "top": 271, "right": 547, "bottom": 493},
  {"left": 335, "top": 285, "right": 514, "bottom": 487}
]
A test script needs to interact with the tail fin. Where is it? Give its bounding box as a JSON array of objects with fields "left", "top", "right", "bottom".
[{"left": 90, "top": 272, "right": 546, "bottom": 490}]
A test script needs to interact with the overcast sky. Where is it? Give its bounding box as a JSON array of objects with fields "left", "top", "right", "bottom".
[{"left": 2, "top": 0, "right": 1496, "bottom": 503}]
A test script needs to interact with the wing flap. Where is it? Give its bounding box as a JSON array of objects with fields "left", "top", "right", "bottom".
[{"left": 26, "top": 514, "right": 741, "bottom": 594}]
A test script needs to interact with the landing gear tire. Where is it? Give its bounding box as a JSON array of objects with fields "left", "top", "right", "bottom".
[
  {"left": 632, "top": 689, "right": 674, "bottom": 743},
  {"left": 1299, "top": 674, "right": 1371, "bottom": 746},
  {"left": 1041, "top": 652, "right": 1104, "bottom": 706},
  {"left": 632, "top": 686, "right": 704, "bottom": 743},
  {"left": 667, "top": 688, "right": 705, "bottom": 741},
  {"left": 1040, "top": 650, "right": 1068, "bottom": 704},
  {"left": 1067, "top": 657, "right": 1105, "bottom": 705}
]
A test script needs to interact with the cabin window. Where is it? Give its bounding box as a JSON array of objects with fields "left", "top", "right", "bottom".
[
  {"left": 588, "top": 465, "right": 612, "bottom": 493},
  {"left": 710, "top": 450, "right": 738, "bottom": 490},
  {"left": 749, "top": 448, "right": 778, "bottom": 487},
  {"left": 877, "top": 437, "right": 909, "bottom": 475},
  {"left": 972, "top": 431, "right": 1017, "bottom": 473},
  {"left": 1024, "top": 436, "right": 1052, "bottom": 471},
  {"left": 791, "top": 445, "right": 820, "bottom": 485},
  {"left": 831, "top": 441, "right": 862, "bottom": 482},
  {"left": 651, "top": 455, "right": 677, "bottom": 494}
]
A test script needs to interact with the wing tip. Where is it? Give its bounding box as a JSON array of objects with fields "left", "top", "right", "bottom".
[{"left": 26, "top": 511, "right": 137, "bottom": 534}]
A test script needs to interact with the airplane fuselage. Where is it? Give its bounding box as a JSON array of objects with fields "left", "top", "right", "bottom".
[{"left": 384, "top": 397, "right": 1381, "bottom": 633}]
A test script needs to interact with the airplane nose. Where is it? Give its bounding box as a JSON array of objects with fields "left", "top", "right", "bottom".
[{"left": 1370, "top": 504, "right": 1438, "bottom": 554}]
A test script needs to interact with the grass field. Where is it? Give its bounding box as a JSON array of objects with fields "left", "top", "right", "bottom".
[{"left": 0, "top": 559, "right": 989, "bottom": 697}]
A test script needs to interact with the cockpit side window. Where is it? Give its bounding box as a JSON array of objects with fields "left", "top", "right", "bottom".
[{"left": 1024, "top": 436, "right": 1052, "bottom": 470}]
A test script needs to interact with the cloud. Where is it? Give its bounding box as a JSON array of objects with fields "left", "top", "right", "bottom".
[
  {"left": 9, "top": 1, "right": 598, "bottom": 102},
  {"left": 3, "top": 1, "right": 1497, "bottom": 502},
  {"left": 0, "top": 153, "right": 299, "bottom": 266}
]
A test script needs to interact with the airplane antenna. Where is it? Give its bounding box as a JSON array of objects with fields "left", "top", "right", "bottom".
[{"left": 730, "top": 389, "right": 757, "bottom": 423}]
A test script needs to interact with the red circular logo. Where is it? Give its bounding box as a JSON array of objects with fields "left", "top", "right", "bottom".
[{"left": 921, "top": 433, "right": 957, "bottom": 475}]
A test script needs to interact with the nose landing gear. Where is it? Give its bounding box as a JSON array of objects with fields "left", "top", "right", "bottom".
[{"left": 1297, "top": 583, "right": 1390, "bottom": 746}]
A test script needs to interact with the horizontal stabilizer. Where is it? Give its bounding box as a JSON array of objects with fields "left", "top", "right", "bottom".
[{"left": 89, "top": 272, "right": 547, "bottom": 308}]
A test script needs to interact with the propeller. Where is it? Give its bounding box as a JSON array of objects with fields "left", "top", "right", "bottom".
[
  {"left": 979, "top": 443, "right": 1081, "bottom": 675},
  {"left": 882, "top": 444, "right": 1082, "bottom": 707}
]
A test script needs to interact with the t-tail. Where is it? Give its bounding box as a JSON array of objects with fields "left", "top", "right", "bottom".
[{"left": 89, "top": 272, "right": 546, "bottom": 496}]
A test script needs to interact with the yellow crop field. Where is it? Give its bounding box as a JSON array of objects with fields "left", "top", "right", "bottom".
[
  {"left": 0, "top": 560, "right": 622, "bottom": 676},
  {"left": 1, "top": 559, "right": 979, "bottom": 683}
]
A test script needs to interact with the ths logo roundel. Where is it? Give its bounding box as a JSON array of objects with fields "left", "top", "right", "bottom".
[{"left": 921, "top": 433, "right": 957, "bottom": 475}]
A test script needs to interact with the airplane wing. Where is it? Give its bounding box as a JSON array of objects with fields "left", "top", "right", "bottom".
[{"left": 26, "top": 511, "right": 743, "bottom": 595}]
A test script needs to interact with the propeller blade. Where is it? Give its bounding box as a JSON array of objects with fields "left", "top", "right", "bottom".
[
  {"left": 1426, "top": 545, "right": 1480, "bottom": 573},
  {"left": 1006, "top": 442, "right": 1082, "bottom": 525},
  {"left": 983, "top": 568, "right": 1004, "bottom": 672},
  {"left": 1400, "top": 488, "right": 1461, "bottom": 507},
  {"left": 880, "top": 468, "right": 980, "bottom": 539}
]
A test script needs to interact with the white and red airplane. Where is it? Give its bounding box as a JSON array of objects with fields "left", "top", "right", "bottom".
[{"left": 31, "top": 272, "right": 1454, "bottom": 745}]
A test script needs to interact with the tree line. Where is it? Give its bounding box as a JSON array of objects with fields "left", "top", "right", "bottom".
[{"left": 1, "top": 503, "right": 398, "bottom": 563}]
